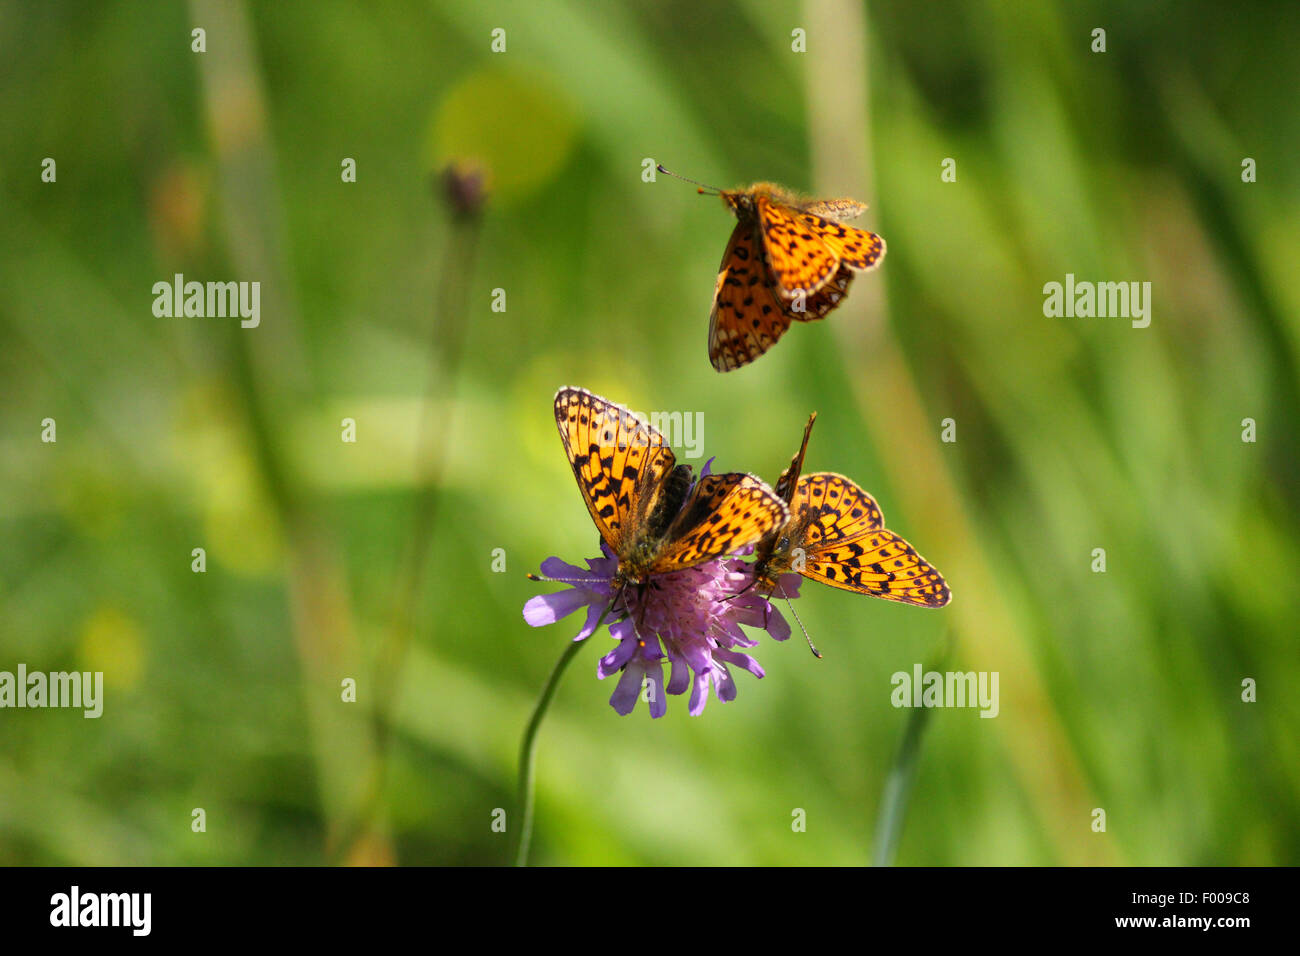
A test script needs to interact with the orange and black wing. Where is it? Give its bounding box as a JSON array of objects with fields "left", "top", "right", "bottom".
[
  {"left": 795, "top": 473, "right": 950, "bottom": 608},
  {"left": 794, "top": 472, "right": 886, "bottom": 545},
  {"left": 774, "top": 412, "right": 817, "bottom": 504},
  {"left": 754, "top": 194, "right": 841, "bottom": 298},
  {"left": 789, "top": 266, "right": 855, "bottom": 323},
  {"left": 553, "top": 387, "right": 676, "bottom": 556},
  {"left": 652, "top": 472, "right": 788, "bottom": 574},
  {"left": 708, "top": 222, "right": 795, "bottom": 371},
  {"left": 752, "top": 413, "right": 816, "bottom": 583},
  {"left": 792, "top": 211, "right": 884, "bottom": 273}
]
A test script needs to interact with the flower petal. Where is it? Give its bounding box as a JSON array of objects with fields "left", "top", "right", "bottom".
[
  {"left": 598, "top": 633, "right": 639, "bottom": 678},
  {"left": 666, "top": 656, "right": 690, "bottom": 696},
  {"left": 573, "top": 600, "right": 609, "bottom": 641},
  {"left": 763, "top": 606, "right": 792, "bottom": 642},
  {"left": 609, "top": 660, "right": 645, "bottom": 716},
  {"left": 777, "top": 573, "right": 803, "bottom": 598},
  {"left": 523, "top": 588, "right": 588, "bottom": 627},
  {"left": 714, "top": 664, "right": 737, "bottom": 703},
  {"left": 539, "top": 555, "right": 589, "bottom": 581},
  {"left": 644, "top": 660, "right": 666, "bottom": 718},
  {"left": 688, "top": 670, "right": 711, "bottom": 716},
  {"left": 716, "top": 647, "right": 765, "bottom": 679}
]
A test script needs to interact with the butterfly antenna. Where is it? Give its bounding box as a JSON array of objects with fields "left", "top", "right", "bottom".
[
  {"left": 527, "top": 571, "right": 613, "bottom": 586},
  {"left": 656, "top": 164, "right": 722, "bottom": 196},
  {"left": 776, "top": 583, "right": 821, "bottom": 659}
]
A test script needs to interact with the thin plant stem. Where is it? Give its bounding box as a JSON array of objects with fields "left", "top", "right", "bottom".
[
  {"left": 513, "top": 604, "right": 613, "bottom": 867},
  {"left": 871, "top": 692, "right": 933, "bottom": 866},
  {"left": 380, "top": 208, "right": 483, "bottom": 703},
  {"left": 871, "top": 636, "right": 951, "bottom": 866},
  {"left": 342, "top": 176, "right": 484, "bottom": 854}
]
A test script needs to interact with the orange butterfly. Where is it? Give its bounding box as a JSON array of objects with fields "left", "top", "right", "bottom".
[
  {"left": 660, "top": 167, "right": 885, "bottom": 372},
  {"left": 752, "top": 412, "right": 951, "bottom": 609},
  {"left": 553, "top": 387, "right": 788, "bottom": 600}
]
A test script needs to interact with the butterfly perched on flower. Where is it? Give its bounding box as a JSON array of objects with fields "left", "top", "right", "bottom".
[
  {"left": 552, "top": 387, "right": 789, "bottom": 602},
  {"left": 752, "top": 412, "right": 950, "bottom": 608},
  {"left": 659, "top": 167, "right": 885, "bottom": 372}
]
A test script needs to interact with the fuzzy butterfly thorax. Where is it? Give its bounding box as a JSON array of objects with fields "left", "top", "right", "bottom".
[
  {"left": 718, "top": 182, "right": 795, "bottom": 218},
  {"left": 752, "top": 506, "right": 816, "bottom": 593},
  {"left": 618, "top": 462, "right": 693, "bottom": 586}
]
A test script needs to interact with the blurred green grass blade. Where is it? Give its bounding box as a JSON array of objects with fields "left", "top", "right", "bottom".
[{"left": 872, "top": 638, "right": 950, "bottom": 867}]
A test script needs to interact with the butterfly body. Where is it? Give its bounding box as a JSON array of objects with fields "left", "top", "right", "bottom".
[
  {"left": 752, "top": 411, "right": 818, "bottom": 594},
  {"left": 613, "top": 462, "right": 693, "bottom": 588},
  {"left": 751, "top": 511, "right": 814, "bottom": 594},
  {"left": 753, "top": 414, "right": 950, "bottom": 608},
  {"left": 553, "top": 387, "right": 789, "bottom": 597},
  {"left": 708, "top": 182, "right": 885, "bottom": 372}
]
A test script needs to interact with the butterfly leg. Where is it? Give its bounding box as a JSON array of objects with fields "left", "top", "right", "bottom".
[
  {"left": 721, "top": 575, "right": 759, "bottom": 604},
  {"left": 610, "top": 581, "right": 631, "bottom": 621},
  {"left": 633, "top": 581, "right": 651, "bottom": 638}
]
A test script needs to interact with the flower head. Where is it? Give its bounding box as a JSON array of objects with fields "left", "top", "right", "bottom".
[
  {"left": 524, "top": 543, "right": 801, "bottom": 717},
  {"left": 437, "top": 160, "right": 489, "bottom": 220}
]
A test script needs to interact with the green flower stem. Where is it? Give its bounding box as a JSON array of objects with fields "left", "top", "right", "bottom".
[
  {"left": 513, "top": 606, "right": 612, "bottom": 866},
  {"left": 350, "top": 177, "right": 483, "bottom": 854}
]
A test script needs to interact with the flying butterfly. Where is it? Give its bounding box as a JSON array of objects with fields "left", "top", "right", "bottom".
[
  {"left": 659, "top": 166, "right": 885, "bottom": 372},
  {"left": 752, "top": 412, "right": 951, "bottom": 612},
  {"left": 548, "top": 387, "right": 789, "bottom": 610}
]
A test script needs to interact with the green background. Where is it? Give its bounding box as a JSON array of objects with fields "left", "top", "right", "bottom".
[{"left": 1, "top": 0, "right": 1297, "bottom": 865}]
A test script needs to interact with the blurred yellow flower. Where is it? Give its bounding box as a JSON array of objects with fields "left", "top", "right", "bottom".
[{"left": 79, "top": 607, "right": 146, "bottom": 691}]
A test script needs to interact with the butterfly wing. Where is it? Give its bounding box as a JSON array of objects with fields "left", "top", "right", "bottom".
[
  {"left": 795, "top": 472, "right": 885, "bottom": 544},
  {"left": 775, "top": 412, "right": 817, "bottom": 503},
  {"left": 651, "top": 472, "right": 788, "bottom": 574},
  {"left": 553, "top": 387, "right": 677, "bottom": 556},
  {"left": 753, "top": 413, "right": 817, "bottom": 582},
  {"left": 803, "top": 198, "right": 867, "bottom": 221},
  {"left": 755, "top": 193, "right": 841, "bottom": 298},
  {"left": 708, "top": 222, "right": 794, "bottom": 372},
  {"left": 708, "top": 229, "right": 854, "bottom": 370},
  {"left": 791, "top": 266, "right": 855, "bottom": 323},
  {"left": 793, "top": 212, "right": 885, "bottom": 273},
  {"left": 795, "top": 473, "right": 950, "bottom": 607},
  {"left": 801, "top": 533, "right": 950, "bottom": 607}
]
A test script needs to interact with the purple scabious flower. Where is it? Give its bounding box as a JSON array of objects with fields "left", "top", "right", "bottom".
[{"left": 523, "top": 543, "right": 802, "bottom": 718}]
